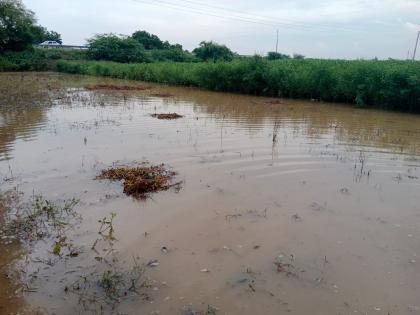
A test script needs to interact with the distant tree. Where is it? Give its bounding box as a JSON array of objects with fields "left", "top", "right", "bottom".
[
  {"left": 30, "top": 26, "right": 62, "bottom": 44},
  {"left": 0, "top": 0, "right": 36, "bottom": 51},
  {"left": 131, "top": 30, "right": 169, "bottom": 50},
  {"left": 150, "top": 45, "right": 195, "bottom": 62},
  {"left": 0, "top": 0, "right": 62, "bottom": 51},
  {"left": 293, "top": 53, "right": 305, "bottom": 60},
  {"left": 43, "top": 30, "right": 62, "bottom": 43},
  {"left": 87, "top": 34, "right": 148, "bottom": 63},
  {"left": 266, "top": 51, "right": 290, "bottom": 60},
  {"left": 193, "top": 41, "right": 234, "bottom": 62}
]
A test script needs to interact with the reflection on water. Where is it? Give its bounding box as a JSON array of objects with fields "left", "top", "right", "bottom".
[
  {"left": 1, "top": 72, "right": 420, "bottom": 315},
  {"left": 1, "top": 73, "right": 419, "bottom": 162}
]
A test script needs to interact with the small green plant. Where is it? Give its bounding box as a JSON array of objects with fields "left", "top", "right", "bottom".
[
  {"left": 1, "top": 195, "right": 80, "bottom": 242},
  {"left": 98, "top": 212, "right": 116, "bottom": 240},
  {"left": 98, "top": 257, "right": 147, "bottom": 301}
]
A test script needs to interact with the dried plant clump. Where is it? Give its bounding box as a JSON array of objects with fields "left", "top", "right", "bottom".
[
  {"left": 150, "top": 93, "right": 175, "bottom": 98},
  {"left": 267, "top": 99, "right": 286, "bottom": 105},
  {"left": 96, "top": 164, "right": 181, "bottom": 199},
  {"left": 85, "top": 84, "right": 151, "bottom": 91},
  {"left": 150, "top": 113, "right": 183, "bottom": 120}
]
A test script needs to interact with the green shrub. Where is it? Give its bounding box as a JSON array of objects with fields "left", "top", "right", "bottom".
[
  {"left": 0, "top": 48, "right": 48, "bottom": 71},
  {"left": 87, "top": 34, "right": 149, "bottom": 63},
  {"left": 55, "top": 58, "right": 420, "bottom": 113}
]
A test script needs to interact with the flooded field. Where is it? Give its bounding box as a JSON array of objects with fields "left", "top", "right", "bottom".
[{"left": 1, "top": 72, "right": 420, "bottom": 315}]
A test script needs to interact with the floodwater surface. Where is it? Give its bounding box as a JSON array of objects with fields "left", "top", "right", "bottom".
[{"left": 1, "top": 72, "right": 420, "bottom": 315}]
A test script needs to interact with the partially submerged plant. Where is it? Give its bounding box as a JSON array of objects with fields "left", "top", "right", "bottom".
[
  {"left": 98, "top": 212, "right": 116, "bottom": 241},
  {"left": 1, "top": 194, "right": 80, "bottom": 243},
  {"left": 70, "top": 256, "right": 149, "bottom": 312},
  {"left": 70, "top": 214, "right": 150, "bottom": 311},
  {"left": 150, "top": 113, "right": 183, "bottom": 120},
  {"left": 96, "top": 163, "right": 181, "bottom": 199},
  {"left": 98, "top": 257, "right": 147, "bottom": 300}
]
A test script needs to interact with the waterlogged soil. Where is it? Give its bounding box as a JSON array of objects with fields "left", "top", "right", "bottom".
[{"left": 1, "top": 72, "right": 420, "bottom": 315}]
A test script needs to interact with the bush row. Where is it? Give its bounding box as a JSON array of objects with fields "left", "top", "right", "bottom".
[
  {"left": 56, "top": 58, "right": 420, "bottom": 112},
  {"left": 0, "top": 48, "right": 86, "bottom": 71}
]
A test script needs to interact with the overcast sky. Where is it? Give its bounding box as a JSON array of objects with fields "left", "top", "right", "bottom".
[{"left": 23, "top": 0, "right": 420, "bottom": 59}]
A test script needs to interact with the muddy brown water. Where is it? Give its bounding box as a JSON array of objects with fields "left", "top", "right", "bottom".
[{"left": 0, "top": 72, "right": 420, "bottom": 315}]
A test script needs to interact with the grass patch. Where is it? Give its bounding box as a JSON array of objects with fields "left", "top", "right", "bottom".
[
  {"left": 69, "top": 256, "right": 148, "bottom": 308},
  {"left": 0, "top": 194, "right": 80, "bottom": 243},
  {"left": 68, "top": 213, "right": 151, "bottom": 312}
]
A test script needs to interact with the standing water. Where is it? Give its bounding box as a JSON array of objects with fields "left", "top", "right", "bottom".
[{"left": 0, "top": 72, "right": 420, "bottom": 315}]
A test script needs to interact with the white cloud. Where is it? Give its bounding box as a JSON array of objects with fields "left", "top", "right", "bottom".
[{"left": 22, "top": 0, "right": 420, "bottom": 59}]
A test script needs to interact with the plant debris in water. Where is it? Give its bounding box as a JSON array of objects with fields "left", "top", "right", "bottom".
[
  {"left": 267, "top": 99, "right": 286, "bottom": 105},
  {"left": 85, "top": 84, "right": 151, "bottom": 91},
  {"left": 96, "top": 163, "right": 181, "bottom": 199},
  {"left": 150, "top": 92, "right": 175, "bottom": 98},
  {"left": 273, "top": 255, "right": 298, "bottom": 277},
  {"left": 150, "top": 113, "right": 184, "bottom": 120}
]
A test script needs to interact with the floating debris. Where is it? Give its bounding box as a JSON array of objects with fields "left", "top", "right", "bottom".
[
  {"left": 292, "top": 214, "right": 302, "bottom": 222},
  {"left": 150, "top": 113, "right": 183, "bottom": 120},
  {"left": 147, "top": 259, "right": 160, "bottom": 268},
  {"left": 85, "top": 84, "right": 151, "bottom": 91},
  {"left": 96, "top": 163, "right": 181, "bottom": 199},
  {"left": 339, "top": 187, "right": 349, "bottom": 194},
  {"left": 273, "top": 255, "right": 298, "bottom": 277}
]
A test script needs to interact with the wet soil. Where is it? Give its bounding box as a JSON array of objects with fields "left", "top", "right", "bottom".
[{"left": 0, "top": 72, "right": 420, "bottom": 315}]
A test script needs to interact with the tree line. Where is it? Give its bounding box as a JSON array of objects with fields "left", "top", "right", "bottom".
[
  {"left": 0, "top": 0, "right": 303, "bottom": 63},
  {"left": 0, "top": 0, "right": 61, "bottom": 52}
]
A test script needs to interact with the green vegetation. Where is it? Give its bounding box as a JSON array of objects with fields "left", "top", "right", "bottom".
[
  {"left": 0, "top": 0, "right": 72, "bottom": 71},
  {"left": 1, "top": 0, "right": 419, "bottom": 113},
  {"left": 267, "top": 52, "right": 291, "bottom": 61},
  {"left": 57, "top": 57, "right": 420, "bottom": 112},
  {"left": 86, "top": 32, "right": 194, "bottom": 63},
  {"left": 0, "top": 47, "right": 86, "bottom": 71},
  {"left": 87, "top": 34, "right": 148, "bottom": 63},
  {"left": 0, "top": 0, "right": 61, "bottom": 52},
  {"left": 132, "top": 30, "right": 170, "bottom": 50},
  {"left": 193, "top": 41, "right": 234, "bottom": 62}
]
